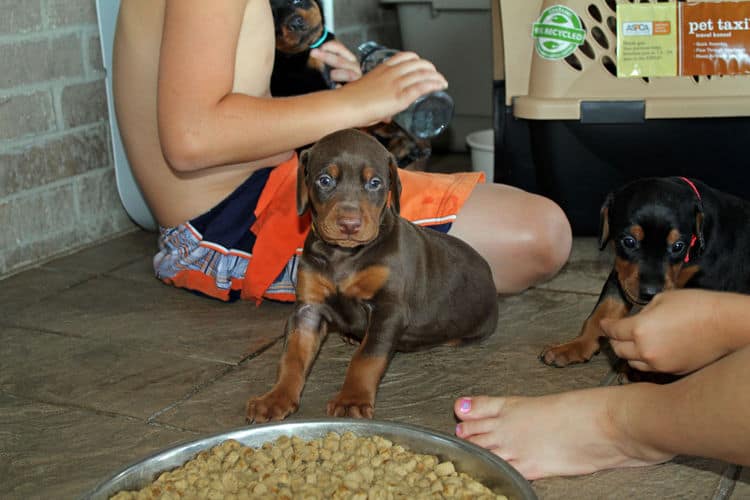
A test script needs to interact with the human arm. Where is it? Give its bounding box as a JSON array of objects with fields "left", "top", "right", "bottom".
[
  {"left": 600, "top": 289, "right": 750, "bottom": 374},
  {"left": 157, "top": 0, "right": 446, "bottom": 172}
]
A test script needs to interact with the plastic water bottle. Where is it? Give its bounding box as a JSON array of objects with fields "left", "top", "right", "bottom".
[{"left": 357, "top": 41, "right": 454, "bottom": 139}]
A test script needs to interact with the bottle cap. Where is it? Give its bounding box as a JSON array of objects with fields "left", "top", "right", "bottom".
[{"left": 356, "top": 41, "right": 384, "bottom": 61}]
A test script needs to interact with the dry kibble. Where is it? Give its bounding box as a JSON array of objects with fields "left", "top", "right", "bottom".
[
  {"left": 435, "top": 460, "right": 456, "bottom": 476},
  {"left": 274, "top": 457, "right": 289, "bottom": 471},
  {"left": 110, "top": 435, "right": 509, "bottom": 499}
]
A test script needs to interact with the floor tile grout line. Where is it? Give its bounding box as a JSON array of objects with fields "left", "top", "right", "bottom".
[
  {"left": 2, "top": 339, "right": 283, "bottom": 429},
  {"left": 3, "top": 318, "right": 282, "bottom": 367},
  {"left": 100, "top": 254, "right": 159, "bottom": 279},
  {"left": 3, "top": 391, "right": 146, "bottom": 423},
  {"left": 146, "top": 364, "right": 238, "bottom": 424},
  {"left": 1, "top": 274, "right": 101, "bottom": 318},
  {"left": 146, "top": 336, "right": 284, "bottom": 424},
  {"left": 0, "top": 229, "right": 143, "bottom": 282},
  {"left": 0, "top": 322, "right": 88, "bottom": 339},
  {"left": 3, "top": 391, "right": 216, "bottom": 437},
  {"left": 712, "top": 464, "right": 741, "bottom": 500},
  {"left": 236, "top": 336, "right": 286, "bottom": 366},
  {"left": 143, "top": 420, "right": 205, "bottom": 435},
  {"left": 37, "top": 242, "right": 155, "bottom": 282},
  {"left": 0, "top": 322, "right": 241, "bottom": 366}
]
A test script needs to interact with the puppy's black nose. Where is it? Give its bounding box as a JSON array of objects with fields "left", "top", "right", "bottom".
[
  {"left": 288, "top": 15, "right": 307, "bottom": 31},
  {"left": 639, "top": 285, "right": 661, "bottom": 302},
  {"left": 338, "top": 217, "right": 362, "bottom": 235}
]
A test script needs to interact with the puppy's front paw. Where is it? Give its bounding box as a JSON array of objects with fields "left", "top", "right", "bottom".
[
  {"left": 540, "top": 340, "right": 600, "bottom": 367},
  {"left": 339, "top": 333, "right": 361, "bottom": 346},
  {"left": 326, "top": 392, "right": 374, "bottom": 419},
  {"left": 246, "top": 390, "right": 299, "bottom": 423}
]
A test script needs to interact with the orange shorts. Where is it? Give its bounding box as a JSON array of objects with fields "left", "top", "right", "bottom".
[{"left": 155, "top": 155, "right": 484, "bottom": 303}]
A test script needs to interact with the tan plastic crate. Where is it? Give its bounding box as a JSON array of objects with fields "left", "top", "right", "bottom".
[{"left": 499, "top": 0, "right": 750, "bottom": 120}]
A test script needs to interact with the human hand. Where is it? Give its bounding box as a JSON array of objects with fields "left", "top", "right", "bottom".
[
  {"left": 310, "top": 40, "right": 361, "bottom": 86},
  {"left": 338, "top": 51, "right": 448, "bottom": 126},
  {"left": 600, "top": 289, "right": 728, "bottom": 374}
]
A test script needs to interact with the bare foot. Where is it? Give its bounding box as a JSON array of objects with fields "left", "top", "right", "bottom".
[{"left": 453, "top": 388, "right": 673, "bottom": 480}]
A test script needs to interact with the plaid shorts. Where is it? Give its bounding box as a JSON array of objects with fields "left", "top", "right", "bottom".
[{"left": 154, "top": 161, "right": 483, "bottom": 302}]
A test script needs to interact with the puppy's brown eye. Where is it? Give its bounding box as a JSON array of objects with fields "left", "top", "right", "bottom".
[
  {"left": 670, "top": 241, "right": 685, "bottom": 254},
  {"left": 316, "top": 174, "right": 335, "bottom": 190},
  {"left": 365, "top": 177, "right": 383, "bottom": 191},
  {"left": 621, "top": 236, "right": 637, "bottom": 249}
]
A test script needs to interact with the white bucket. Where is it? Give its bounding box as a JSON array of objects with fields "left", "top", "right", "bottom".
[{"left": 466, "top": 129, "right": 494, "bottom": 182}]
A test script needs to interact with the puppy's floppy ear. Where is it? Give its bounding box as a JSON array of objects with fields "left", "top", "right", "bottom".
[
  {"left": 599, "top": 192, "right": 615, "bottom": 250},
  {"left": 387, "top": 154, "right": 401, "bottom": 214},
  {"left": 297, "top": 148, "right": 311, "bottom": 216}
]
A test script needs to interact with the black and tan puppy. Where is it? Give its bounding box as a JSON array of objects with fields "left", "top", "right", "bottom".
[
  {"left": 541, "top": 176, "right": 750, "bottom": 367},
  {"left": 269, "top": 0, "right": 431, "bottom": 170},
  {"left": 270, "top": 0, "right": 334, "bottom": 97},
  {"left": 247, "top": 129, "right": 498, "bottom": 422}
]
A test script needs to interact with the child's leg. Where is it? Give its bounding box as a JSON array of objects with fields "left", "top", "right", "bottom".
[
  {"left": 450, "top": 182, "right": 572, "bottom": 294},
  {"left": 455, "top": 344, "right": 750, "bottom": 479}
]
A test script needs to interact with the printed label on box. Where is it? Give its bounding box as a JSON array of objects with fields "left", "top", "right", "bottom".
[
  {"left": 680, "top": 1, "right": 750, "bottom": 75},
  {"left": 617, "top": 3, "right": 678, "bottom": 77}
]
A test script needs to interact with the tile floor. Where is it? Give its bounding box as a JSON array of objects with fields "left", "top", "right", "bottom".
[{"left": 2, "top": 189, "right": 748, "bottom": 499}]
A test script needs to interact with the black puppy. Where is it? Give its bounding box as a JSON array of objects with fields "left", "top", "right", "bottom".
[
  {"left": 269, "top": 0, "right": 432, "bottom": 170},
  {"left": 270, "top": 0, "right": 334, "bottom": 97},
  {"left": 541, "top": 176, "right": 750, "bottom": 367}
]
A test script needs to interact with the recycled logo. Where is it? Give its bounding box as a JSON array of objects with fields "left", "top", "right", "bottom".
[{"left": 532, "top": 5, "right": 586, "bottom": 60}]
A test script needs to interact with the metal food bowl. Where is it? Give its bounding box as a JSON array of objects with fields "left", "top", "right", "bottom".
[{"left": 83, "top": 418, "right": 537, "bottom": 499}]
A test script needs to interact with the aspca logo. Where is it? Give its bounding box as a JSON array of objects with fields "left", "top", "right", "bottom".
[{"left": 622, "top": 21, "right": 653, "bottom": 36}]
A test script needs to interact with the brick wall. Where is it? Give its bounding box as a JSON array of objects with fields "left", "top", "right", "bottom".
[
  {"left": 0, "top": 0, "right": 399, "bottom": 279},
  {"left": 0, "top": 0, "right": 133, "bottom": 278}
]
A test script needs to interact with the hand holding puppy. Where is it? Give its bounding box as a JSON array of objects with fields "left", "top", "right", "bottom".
[{"left": 601, "top": 289, "right": 750, "bottom": 374}]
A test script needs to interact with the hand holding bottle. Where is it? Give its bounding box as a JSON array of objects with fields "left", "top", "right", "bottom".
[{"left": 350, "top": 42, "right": 454, "bottom": 138}]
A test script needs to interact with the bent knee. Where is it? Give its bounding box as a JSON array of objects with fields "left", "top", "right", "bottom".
[{"left": 523, "top": 196, "right": 572, "bottom": 280}]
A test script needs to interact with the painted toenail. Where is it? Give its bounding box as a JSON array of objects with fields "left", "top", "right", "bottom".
[
  {"left": 459, "top": 398, "right": 471, "bottom": 413},
  {"left": 455, "top": 424, "right": 462, "bottom": 435}
]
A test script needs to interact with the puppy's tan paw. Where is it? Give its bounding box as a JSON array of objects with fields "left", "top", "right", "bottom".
[
  {"left": 339, "top": 333, "right": 361, "bottom": 346},
  {"left": 540, "top": 340, "right": 600, "bottom": 367},
  {"left": 326, "top": 393, "right": 374, "bottom": 419},
  {"left": 246, "top": 390, "right": 299, "bottom": 424}
]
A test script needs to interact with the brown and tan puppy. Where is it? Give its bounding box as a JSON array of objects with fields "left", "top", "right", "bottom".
[{"left": 247, "top": 129, "right": 498, "bottom": 422}]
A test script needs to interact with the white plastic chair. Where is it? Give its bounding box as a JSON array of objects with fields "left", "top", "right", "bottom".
[{"left": 95, "top": 0, "right": 157, "bottom": 231}]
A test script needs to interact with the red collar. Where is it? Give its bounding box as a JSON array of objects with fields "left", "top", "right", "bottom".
[{"left": 678, "top": 176, "right": 700, "bottom": 263}]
